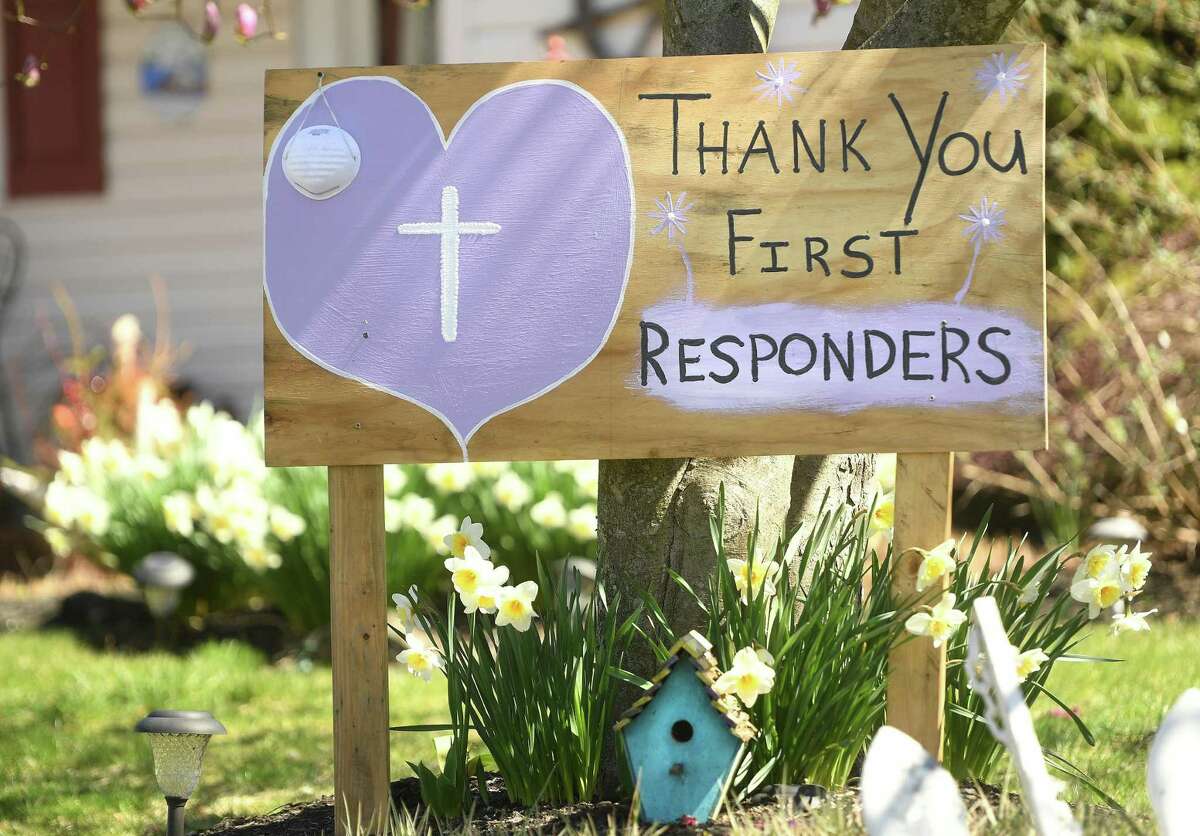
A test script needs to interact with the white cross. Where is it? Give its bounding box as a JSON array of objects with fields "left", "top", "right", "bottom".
[{"left": 396, "top": 185, "right": 501, "bottom": 342}]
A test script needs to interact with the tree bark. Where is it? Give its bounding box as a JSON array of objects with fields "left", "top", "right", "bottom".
[
  {"left": 598, "top": 0, "right": 1028, "bottom": 797},
  {"left": 843, "top": 0, "right": 1027, "bottom": 50}
]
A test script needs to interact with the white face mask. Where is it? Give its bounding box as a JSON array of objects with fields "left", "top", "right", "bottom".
[{"left": 282, "top": 125, "right": 361, "bottom": 200}]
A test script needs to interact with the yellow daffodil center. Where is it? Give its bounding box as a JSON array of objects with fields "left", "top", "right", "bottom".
[
  {"left": 449, "top": 532, "right": 470, "bottom": 556},
  {"left": 409, "top": 653, "right": 430, "bottom": 671},
  {"left": 1129, "top": 562, "right": 1148, "bottom": 588},
  {"left": 1086, "top": 550, "right": 1112, "bottom": 579},
  {"left": 1097, "top": 581, "right": 1121, "bottom": 608},
  {"left": 929, "top": 618, "right": 952, "bottom": 640},
  {"left": 453, "top": 567, "right": 480, "bottom": 593},
  {"left": 504, "top": 599, "right": 526, "bottom": 618}
]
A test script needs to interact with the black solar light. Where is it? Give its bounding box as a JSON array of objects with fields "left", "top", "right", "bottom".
[
  {"left": 135, "top": 710, "right": 226, "bottom": 836},
  {"left": 133, "top": 552, "right": 194, "bottom": 619}
]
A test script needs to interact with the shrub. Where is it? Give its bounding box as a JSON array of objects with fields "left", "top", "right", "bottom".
[
  {"left": 15, "top": 395, "right": 600, "bottom": 633},
  {"left": 966, "top": 1, "right": 1200, "bottom": 547}
]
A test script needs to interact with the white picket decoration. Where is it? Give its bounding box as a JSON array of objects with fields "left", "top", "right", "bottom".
[
  {"left": 861, "top": 725, "right": 968, "bottom": 836},
  {"left": 1147, "top": 688, "right": 1200, "bottom": 835},
  {"left": 966, "top": 596, "right": 1081, "bottom": 836}
]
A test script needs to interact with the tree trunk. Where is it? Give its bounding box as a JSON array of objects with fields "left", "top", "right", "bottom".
[{"left": 597, "top": 0, "right": 1028, "bottom": 797}]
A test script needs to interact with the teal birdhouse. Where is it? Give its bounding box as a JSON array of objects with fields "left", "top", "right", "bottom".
[{"left": 614, "top": 631, "right": 756, "bottom": 824}]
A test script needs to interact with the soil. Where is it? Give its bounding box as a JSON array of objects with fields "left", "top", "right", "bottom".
[{"left": 193, "top": 776, "right": 1026, "bottom": 835}]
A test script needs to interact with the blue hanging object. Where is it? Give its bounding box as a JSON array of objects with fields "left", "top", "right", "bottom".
[{"left": 614, "top": 631, "right": 756, "bottom": 824}]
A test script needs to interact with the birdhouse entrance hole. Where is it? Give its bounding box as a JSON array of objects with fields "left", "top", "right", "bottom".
[{"left": 671, "top": 720, "right": 694, "bottom": 742}]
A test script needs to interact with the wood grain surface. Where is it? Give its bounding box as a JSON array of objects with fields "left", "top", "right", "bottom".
[{"left": 263, "top": 45, "right": 1045, "bottom": 466}]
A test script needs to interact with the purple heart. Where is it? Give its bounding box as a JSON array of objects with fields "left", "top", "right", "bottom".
[{"left": 265, "top": 77, "right": 633, "bottom": 457}]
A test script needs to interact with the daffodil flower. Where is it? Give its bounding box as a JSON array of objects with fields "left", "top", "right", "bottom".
[
  {"left": 397, "top": 635, "right": 444, "bottom": 682},
  {"left": 914, "top": 538, "right": 957, "bottom": 592},
  {"left": 1015, "top": 647, "right": 1049, "bottom": 682},
  {"left": 443, "top": 545, "right": 494, "bottom": 597},
  {"left": 1081, "top": 544, "right": 1119, "bottom": 581},
  {"left": 443, "top": 516, "right": 490, "bottom": 559},
  {"left": 1018, "top": 562, "right": 1056, "bottom": 605},
  {"left": 869, "top": 492, "right": 895, "bottom": 534},
  {"left": 875, "top": 454, "right": 896, "bottom": 493},
  {"left": 1119, "top": 542, "right": 1152, "bottom": 595},
  {"left": 269, "top": 506, "right": 307, "bottom": 542},
  {"left": 162, "top": 492, "right": 195, "bottom": 537},
  {"left": 495, "top": 581, "right": 539, "bottom": 632},
  {"left": 460, "top": 563, "right": 509, "bottom": 614},
  {"left": 1110, "top": 608, "right": 1156, "bottom": 636},
  {"left": 714, "top": 646, "right": 776, "bottom": 707},
  {"left": 726, "top": 555, "right": 780, "bottom": 603},
  {"left": 1070, "top": 567, "right": 1123, "bottom": 619},
  {"left": 904, "top": 592, "right": 967, "bottom": 648},
  {"left": 392, "top": 588, "right": 418, "bottom": 634}
]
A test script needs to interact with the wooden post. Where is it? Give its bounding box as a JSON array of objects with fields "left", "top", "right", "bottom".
[
  {"left": 887, "top": 451, "right": 954, "bottom": 759},
  {"left": 328, "top": 465, "right": 390, "bottom": 834}
]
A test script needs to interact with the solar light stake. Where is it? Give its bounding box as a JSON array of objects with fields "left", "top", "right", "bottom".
[{"left": 135, "top": 710, "right": 226, "bottom": 836}]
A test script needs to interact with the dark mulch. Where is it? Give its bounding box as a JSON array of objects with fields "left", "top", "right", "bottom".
[{"left": 194, "top": 775, "right": 842, "bottom": 835}]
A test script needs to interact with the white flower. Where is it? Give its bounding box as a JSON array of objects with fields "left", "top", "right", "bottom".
[
  {"left": 904, "top": 592, "right": 967, "bottom": 648},
  {"left": 162, "top": 492, "right": 195, "bottom": 537},
  {"left": 384, "top": 499, "right": 403, "bottom": 534},
  {"left": 131, "top": 455, "right": 169, "bottom": 485},
  {"left": 57, "top": 451, "right": 86, "bottom": 486},
  {"left": 443, "top": 546, "right": 496, "bottom": 597},
  {"left": 648, "top": 192, "right": 694, "bottom": 240},
  {"left": 874, "top": 453, "right": 896, "bottom": 493},
  {"left": 530, "top": 493, "right": 568, "bottom": 528},
  {"left": 392, "top": 588, "right": 418, "bottom": 633},
  {"left": 43, "top": 527, "right": 73, "bottom": 559},
  {"left": 397, "top": 634, "right": 444, "bottom": 682},
  {"left": 566, "top": 505, "right": 598, "bottom": 541},
  {"left": 493, "top": 471, "right": 532, "bottom": 512},
  {"left": 915, "top": 538, "right": 957, "bottom": 593},
  {"left": 243, "top": 543, "right": 282, "bottom": 571},
  {"left": 73, "top": 491, "right": 111, "bottom": 537},
  {"left": 754, "top": 59, "right": 806, "bottom": 108},
  {"left": 136, "top": 395, "right": 184, "bottom": 457},
  {"left": 959, "top": 197, "right": 1006, "bottom": 247},
  {"left": 425, "top": 463, "right": 474, "bottom": 493},
  {"left": 1110, "top": 608, "right": 1157, "bottom": 636},
  {"left": 869, "top": 491, "right": 894, "bottom": 534},
  {"left": 81, "top": 437, "right": 132, "bottom": 478},
  {"left": 714, "top": 645, "right": 776, "bottom": 707},
  {"left": 185, "top": 402, "right": 217, "bottom": 436},
  {"left": 1070, "top": 566, "right": 1123, "bottom": 619},
  {"left": 572, "top": 461, "right": 599, "bottom": 499},
  {"left": 727, "top": 554, "right": 780, "bottom": 603},
  {"left": 1119, "top": 542, "right": 1152, "bottom": 595},
  {"left": 111, "top": 313, "right": 142, "bottom": 350},
  {"left": 1078, "top": 544, "right": 1119, "bottom": 582},
  {"left": 423, "top": 515, "right": 458, "bottom": 555},
  {"left": 395, "top": 494, "right": 436, "bottom": 530},
  {"left": 495, "top": 581, "right": 539, "bottom": 632},
  {"left": 461, "top": 576, "right": 508, "bottom": 615},
  {"left": 443, "top": 516, "right": 490, "bottom": 559},
  {"left": 974, "top": 51, "right": 1030, "bottom": 104},
  {"left": 383, "top": 464, "right": 408, "bottom": 495},
  {"left": 1015, "top": 647, "right": 1049, "bottom": 682},
  {"left": 269, "top": 506, "right": 307, "bottom": 542},
  {"left": 471, "top": 461, "right": 507, "bottom": 477}
]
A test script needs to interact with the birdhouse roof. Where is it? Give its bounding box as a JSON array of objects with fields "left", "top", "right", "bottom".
[{"left": 613, "top": 630, "right": 757, "bottom": 742}]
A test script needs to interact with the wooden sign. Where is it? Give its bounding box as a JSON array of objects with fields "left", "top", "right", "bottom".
[{"left": 263, "top": 44, "right": 1046, "bottom": 466}]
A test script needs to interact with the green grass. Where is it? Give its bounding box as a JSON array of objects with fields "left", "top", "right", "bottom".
[
  {"left": 1031, "top": 616, "right": 1200, "bottom": 820},
  {"left": 0, "top": 631, "right": 447, "bottom": 835},
  {"left": 1, "top": 621, "right": 1194, "bottom": 835}
]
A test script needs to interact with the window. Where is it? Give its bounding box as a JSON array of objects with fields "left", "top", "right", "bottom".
[{"left": 4, "top": 0, "right": 103, "bottom": 197}]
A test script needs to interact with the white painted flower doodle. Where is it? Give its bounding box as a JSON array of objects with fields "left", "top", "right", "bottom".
[
  {"left": 955, "top": 196, "right": 1006, "bottom": 304},
  {"left": 975, "top": 52, "right": 1030, "bottom": 104},
  {"left": 649, "top": 192, "right": 696, "bottom": 302},
  {"left": 754, "top": 59, "right": 806, "bottom": 109}
]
